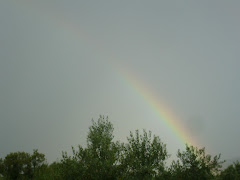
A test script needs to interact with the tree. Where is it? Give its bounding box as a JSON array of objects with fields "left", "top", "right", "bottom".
[
  {"left": 61, "top": 115, "right": 122, "bottom": 180},
  {"left": 86, "top": 115, "right": 122, "bottom": 178},
  {"left": 0, "top": 150, "right": 46, "bottom": 180},
  {"left": 33, "top": 161, "right": 63, "bottom": 180},
  {"left": 2, "top": 151, "right": 32, "bottom": 180},
  {"left": 0, "top": 158, "right": 4, "bottom": 178},
  {"left": 169, "top": 144, "right": 224, "bottom": 180},
  {"left": 47, "top": 161, "right": 63, "bottom": 180},
  {"left": 61, "top": 147, "right": 86, "bottom": 180},
  {"left": 31, "top": 149, "right": 46, "bottom": 175},
  {"left": 219, "top": 161, "right": 240, "bottom": 180},
  {"left": 120, "top": 129, "right": 169, "bottom": 180}
]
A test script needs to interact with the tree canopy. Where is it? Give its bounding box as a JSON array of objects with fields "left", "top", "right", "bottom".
[
  {"left": 169, "top": 145, "right": 224, "bottom": 180},
  {"left": 120, "top": 129, "right": 169, "bottom": 179},
  {"left": 0, "top": 150, "right": 46, "bottom": 180},
  {"left": 0, "top": 115, "right": 234, "bottom": 180}
]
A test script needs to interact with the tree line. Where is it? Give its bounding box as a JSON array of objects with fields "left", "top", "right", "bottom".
[{"left": 0, "top": 115, "right": 239, "bottom": 180}]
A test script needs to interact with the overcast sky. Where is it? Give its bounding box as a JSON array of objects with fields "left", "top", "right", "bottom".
[{"left": 1, "top": 1, "right": 240, "bottom": 163}]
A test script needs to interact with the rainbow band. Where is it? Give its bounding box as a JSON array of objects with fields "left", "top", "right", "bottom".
[
  {"left": 116, "top": 63, "right": 198, "bottom": 147},
  {"left": 15, "top": 1, "right": 198, "bottom": 148}
]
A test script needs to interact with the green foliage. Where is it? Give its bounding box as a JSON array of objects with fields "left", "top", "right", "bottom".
[
  {"left": 34, "top": 161, "right": 63, "bottom": 180},
  {"left": 120, "top": 129, "right": 169, "bottom": 179},
  {"left": 0, "top": 158, "right": 3, "bottom": 176},
  {"left": 219, "top": 161, "right": 240, "bottom": 180},
  {"left": 169, "top": 144, "right": 224, "bottom": 180},
  {"left": 0, "top": 150, "right": 46, "bottom": 180},
  {"left": 61, "top": 147, "right": 86, "bottom": 179},
  {"left": 61, "top": 115, "right": 122, "bottom": 180},
  {"left": 2, "top": 151, "right": 32, "bottom": 180},
  {"left": 31, "top": 150, "right": 45, "bottom": 172},
  {"left": 86, "top": 116, "right": 122, "bottom": 179},
  {"left": 1, "top": 116, "right": 237, "bottom": 179}
]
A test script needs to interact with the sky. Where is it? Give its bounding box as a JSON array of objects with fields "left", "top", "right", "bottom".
[{"left": 1, "top": 0, "right": 240, "bottom": 163}]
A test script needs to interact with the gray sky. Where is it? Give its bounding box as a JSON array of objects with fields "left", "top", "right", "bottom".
[{"left": 1, "top": 0, "right": 240, "bottom": 163}]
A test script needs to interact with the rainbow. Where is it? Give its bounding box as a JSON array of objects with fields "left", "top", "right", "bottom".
[
  {"left": 115, "top": 62, "right": 198, "bottom": 147},
  {"left": 14, "top": 1, "right": 198, "bottom": 147}
]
